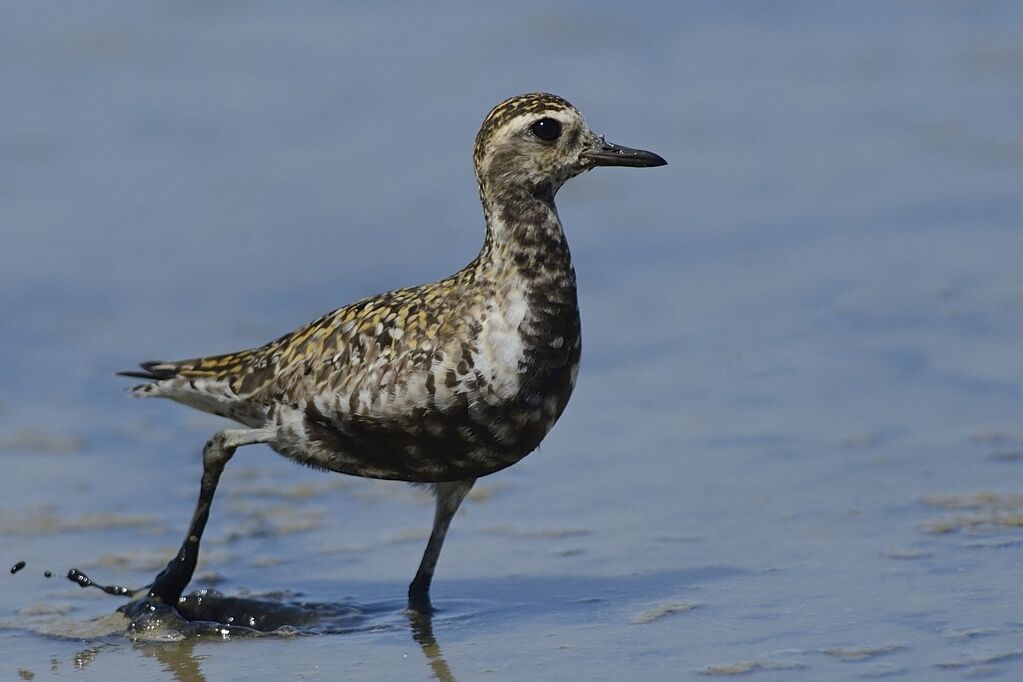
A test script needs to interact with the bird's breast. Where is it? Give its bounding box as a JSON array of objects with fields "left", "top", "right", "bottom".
[{"left": 279, "top": 266, "right": 581, "bottom": 481}]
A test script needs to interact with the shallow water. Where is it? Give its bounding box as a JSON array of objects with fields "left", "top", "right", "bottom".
[{"left": 2, "top": 1, "right": 1023, "bottom": 679}]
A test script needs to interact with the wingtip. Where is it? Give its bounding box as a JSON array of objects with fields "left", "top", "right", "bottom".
[
  {"left": 116, "top": 361, "right": 177, "bottom": 381},
  {"left": 116, "top": 370, "right": 158, "bottom": 379}
]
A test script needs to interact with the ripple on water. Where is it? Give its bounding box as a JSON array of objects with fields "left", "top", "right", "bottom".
[
  {"left": 821, "top": 644, "right": 906, "bottom": 662},
  {"left": 935, "top": 650, "right": 1023, "bottom": 670},
  {"left": 10, "top": 589, "right": 407, "bottom": 642},
  {"left": 12, "top": 567, "right": 483, "bottom": 644},
  {"left": 629, "top": 601, "right": 701, "bottom": 625},
  {"left": 883, "top": 546, "right": 932, "bottom": 560},
  {"left": 697, "top": 658, "right": 807, "bottom": 676},
  {"left": 0, "top": 505, "right": 160, "bottom": 536},
  {"left": 919, "top": 493, "right": 1023, "bottom": 534}
]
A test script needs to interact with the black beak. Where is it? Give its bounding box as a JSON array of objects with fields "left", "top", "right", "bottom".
[{"left": 582, "top": 138, "right": 667, "bottom": 168}]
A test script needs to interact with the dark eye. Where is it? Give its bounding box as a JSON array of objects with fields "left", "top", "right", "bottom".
[{"left": 530, "top": 117, "right": 562, "bottom": 142}]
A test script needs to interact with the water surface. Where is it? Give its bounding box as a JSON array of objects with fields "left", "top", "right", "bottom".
[{"left": 2, "top": 2, "right": 1022, "bottom": 679}]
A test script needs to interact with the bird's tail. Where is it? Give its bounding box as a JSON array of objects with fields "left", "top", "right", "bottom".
[
  {"left": 117, "top": 349, "right": 260, "bottom": 397},
  {"left": 116, "top": 353, "right": 266, "bottom": 427},
  {"left": 117, "top": 360, "right": 200, "bottom": 396}
]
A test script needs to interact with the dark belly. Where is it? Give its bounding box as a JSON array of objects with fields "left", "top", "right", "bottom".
[{"left": 297, "top": 359, "right": 579, "bottom": 482}]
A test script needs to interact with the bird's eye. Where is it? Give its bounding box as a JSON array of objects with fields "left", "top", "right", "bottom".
[{"left": 530, "top": 117, "right": 562, "bottom": 142}]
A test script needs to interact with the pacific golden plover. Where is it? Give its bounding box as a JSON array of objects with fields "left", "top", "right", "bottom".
[{"left": 118, "top": 93, "right": 666, "bottom": 614}]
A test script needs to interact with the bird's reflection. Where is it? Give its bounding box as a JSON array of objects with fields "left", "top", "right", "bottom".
[
  {"left": 409, "top": 611, "right": 457, "bottom": 682},
  {"left": 137, "top": 639, "right": 207, "bottom": 682},
  {"left": 66, "top": 639, "right": 206, "bottom": 682}
]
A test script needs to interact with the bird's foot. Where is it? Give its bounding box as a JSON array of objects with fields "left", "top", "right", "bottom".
[{"left": 407, "top": 584, "right": 435, "bottom": 616}]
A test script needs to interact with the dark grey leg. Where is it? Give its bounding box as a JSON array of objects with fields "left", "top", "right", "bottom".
[
  {"left": 147, "top": 429, "right": 272, "bottom": 606},
  {"left": 408, "top": 478, "right": 475, "bottom": 613}
]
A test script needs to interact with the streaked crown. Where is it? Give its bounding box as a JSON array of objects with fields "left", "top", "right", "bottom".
[
  {"left": 472, "top": 93, "right": 596, "bottom": 196},
  {"left": 473, "top": 93, "right": 575, "bottom": 168}
]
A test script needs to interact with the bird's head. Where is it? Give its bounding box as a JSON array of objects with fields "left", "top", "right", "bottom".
[{"left": 473, "top": 93, "right": 666, "bottom": 201}]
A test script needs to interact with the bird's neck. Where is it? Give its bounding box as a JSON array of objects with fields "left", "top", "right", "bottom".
[{"left": 476, "top": 183, "right": 574, "bottom": 284}]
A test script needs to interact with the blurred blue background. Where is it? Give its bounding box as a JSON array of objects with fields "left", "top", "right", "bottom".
[{"left": 2, "top": 2, "right": 1022, "bottom": 680}]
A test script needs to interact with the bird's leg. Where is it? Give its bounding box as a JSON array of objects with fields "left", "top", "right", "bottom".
[
  {"left": 408, "top": 478, "right": 475, "bottom": 614},
  {"left": 146, "top": 428, "right": 272, "bottom": 606}
]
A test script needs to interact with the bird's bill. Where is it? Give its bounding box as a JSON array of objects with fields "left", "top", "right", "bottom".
[{"left": 582, "top": 138, "right": 667, "bottom": 168}]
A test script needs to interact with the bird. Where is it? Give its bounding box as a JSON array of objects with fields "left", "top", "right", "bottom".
[{"left": 117, "top": 92, "right": 666, "bottom": 615}]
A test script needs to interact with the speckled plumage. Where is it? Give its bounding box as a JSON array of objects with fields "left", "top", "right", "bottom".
[{"left": 118, "top": 93, "right": 666, "bottom": 613}]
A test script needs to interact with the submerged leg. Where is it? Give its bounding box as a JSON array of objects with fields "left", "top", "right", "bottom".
[
  {"left": 147, "top": 428, "right": 273, "bottom": 606},
  {"left": 408, "top": 478, "right": 475, "bottom": 614}
]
